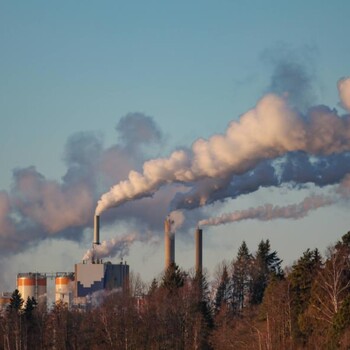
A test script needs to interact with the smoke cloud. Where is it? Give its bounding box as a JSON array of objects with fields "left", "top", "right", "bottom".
[
  {"left": 198, "top": 173, "right": 350, "bottom": 228},
  {"left": 1, "top": 64, "right": 350, "bottom": 263},
  {"left": 169, "top": 210, "right": 185, "bottom": 232},
  {"left": 12, "top": 166, "right": 94, "bottom": 234},
  {"left": 338, "top": 77, "right": 350, "bottom": 111},
  {"left": 83, "top": 233, "right": 138, "bottom": 261},
  {"left": 171, "top": 152, "right": 350, "bottom": 211},
  {"left": 116, "top": 112, "right": 163, "bottom": 156},
  {"left": 336, "top": 173, "right": 350, "bottom": 198},
  {"left": 96, "top": 84, "right": 350, "bottom": 215},
  {"left": 198, "top": 194, "right": 334, "bottom": 227},
  {"left": 0, "top": 113, "right": 167, "bottom": 256},
  {"left": 262, "top": 44, "right": 317, "bottom": 110}
]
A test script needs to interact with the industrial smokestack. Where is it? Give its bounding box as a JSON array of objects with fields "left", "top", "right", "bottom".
[
  {"left": 93, "top": 215, "right": 100, "bottom": 245},
  {"left": 195, "top": 227, "right": 203, "bottom": 274},
  {"left": 164, "top": 216, "right": 175, "bottom": 270}
]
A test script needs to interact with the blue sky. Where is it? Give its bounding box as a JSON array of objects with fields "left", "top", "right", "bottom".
[{"left": 1, "top": 1, "right": 350, "bottom": 290}]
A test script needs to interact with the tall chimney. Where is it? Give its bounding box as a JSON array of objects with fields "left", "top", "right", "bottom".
[
  {"left": 94, "top": 215, "right": 100, "bottom": 245},
  {"left": 195, "top": 227, "right": 203, "bottom": 274},
  {"left": 164, "top": 217, "right": 175, "bottom": 270}
]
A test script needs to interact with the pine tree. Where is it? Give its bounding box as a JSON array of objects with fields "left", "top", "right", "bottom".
[
  {"left": 8, "top": 289, "right": 24, "bottom": 312},
  {"left": 148, "top": 278, "right": 158, "bottom": 296},
  {"left": 214, "top": 265, "right": 229, "bottom": 313},
  {"left": 230, "top": 241, "right": 253, "bottom": 314},
  {"left": 192, "top": 271, "right": 214, "bottom": 349},
  {"left": 24, "top": 296, "right": 37, "bottom": 320},
  {"left": 251, "top": 239, "right": 283, "bottom": 305},
  {"left": 161, "top": 262, "right": 185, "bottom": 293},
  {"left": 288, "top": 248, "right": 322, "bottom": 343},
  {"left": 337, "top": 231, "right": 350, "bottom": 248}
]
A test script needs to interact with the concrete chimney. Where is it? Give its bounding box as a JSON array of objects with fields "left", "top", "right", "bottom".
[
  {"left": 164, "top": 217, "right": 175, "bottom": 270},
  {"left": 93, "top": 215, "right": 100, "bottom": 245},
  {"left": 195, "top": 228, "right": 203, "bottom": 274}
]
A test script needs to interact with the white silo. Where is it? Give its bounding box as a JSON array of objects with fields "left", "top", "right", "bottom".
[
  {"left": 55, "top": 273, "right": 74, "bottom": 305},
  {"left": 17, "top": 273, "right": 47, "bottom": 306}
]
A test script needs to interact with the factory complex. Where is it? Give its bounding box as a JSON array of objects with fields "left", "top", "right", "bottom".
[
  {"left": 0, "top": 215, "right": 203, "bottom": 312},
  {"left": 0, "top": 215, "right": 130, "bottom": 312}
]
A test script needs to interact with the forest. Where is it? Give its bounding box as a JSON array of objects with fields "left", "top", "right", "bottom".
[{"left": 1, "top": 232, "right": 350, "bottom": 350}]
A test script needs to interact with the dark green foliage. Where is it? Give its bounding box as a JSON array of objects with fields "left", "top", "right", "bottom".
[
  {"left": 338, "top": 231, "right": 350, "bottom": 247},
  {"left": 148, "top": 278, "right": 158, "bottom": 296},
  {"left": 250, "top": 239, "right": 283, "bottom": 305},
  {"left": 288, "top": 248, "right": 322, "bottom": 342},
  {"left": 8, "top": 289, "right": 24, "bottom": 312},
  {"left": 230, "top": 241, "right": 253, "bottom": 314},
  {"left": 0, "top": 234, "right": 348, "bottom": 349},
  {"left": 24, "top": 296, "right": 37, "bottom": 319},
  {"left": 237, "top": 241, "right": 251, "bottom": 261},
  {"left": 214, "top": 265, "right": 229, "bottom": 313},
  {"left": 192, "top": 271, "right": 214, "bottom": 349},
  {"left": 290, "top": 248, "right": 322, "bottom": 307},
  {"left": 161, "top": 262, "right": 185, "bottom": 292}
]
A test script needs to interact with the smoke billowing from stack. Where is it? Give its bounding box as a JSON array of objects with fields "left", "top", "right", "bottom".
[
  {"left": 164, "top": 216, "right": 175, "bottom": 270},
  {"left": 95, "top": 77, "right": 350, "bottom": 216},
  {"left": 83, "top": 233, "right": 137, "bottom": 261},
  {"left": 198, "top": 194, "right": 334, "bottom": 227},
  {"left": 1, "top": 71, "right": 350, "bottom": 265},
  {"left": 195, "top": 228, "right": 203, "bottom": 274}
]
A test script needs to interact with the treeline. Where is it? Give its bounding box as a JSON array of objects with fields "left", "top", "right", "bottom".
[{"left": 1, "top": 232, "right": 350, "bottom": 349}]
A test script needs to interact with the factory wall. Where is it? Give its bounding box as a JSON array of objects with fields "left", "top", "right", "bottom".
[
  {"left": 75, "top": 262, "right": 129, "bottom": 298},
  {"left": 104, "top": 262, "right": 129, "bottom": 292},
  {"left": 5, "top": 215, "right": 203, "bottom": 310}
]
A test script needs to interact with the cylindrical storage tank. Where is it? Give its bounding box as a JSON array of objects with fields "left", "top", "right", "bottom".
[
  {"left": 0, "top": 294, "right": 11, "bottom": 312},
  {"left": 0, "top": 296, "right": 11, "bottom": 306},
  {"left": 55, "top": 274, "right": 74, "bottom": 305},
  {"left": 17, "top": 273, "right": 47, "bottom": 306}
]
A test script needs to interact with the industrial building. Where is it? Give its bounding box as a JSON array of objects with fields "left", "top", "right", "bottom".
[
  {"left": 13, "top": 261, "right": 129, "bottom": 310},
  {"left": 4, "top": 214, "right": 203, "bottom": 310},
  {"left": 9, "top": 215, "right": 130, "bottom": 309},
  {"left": 74, "top": 215, "right": 130, "bottom": 305},
  {"left": 75, "top": 261, "right": 129, "bottom": 298}
]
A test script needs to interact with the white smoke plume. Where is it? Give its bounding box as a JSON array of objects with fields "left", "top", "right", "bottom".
[
  {"left": 265, "top": 52, "right": 315, "bottom": 110},
  {"left": 338, "top": 77, "right": 350, "bottom": 111},
  {"left": 96, "top": 83, "right": 350, "bottom": 215},
  {"left": 169, "top": 210, "right": 185, "bottom": 231},
  {"left": 198, "top": 194, "right": 334, "bottom": 227},
  {"left": 83, "top": 232, "right": 138, "bottom": 261},
  {"left": 171, "top": 151, "right": 350, "bottom": 211},
  {"left": 336, "top": 173, "right": 350, "bottom": 198},
  {"left": 12, "top": 166, "right": 94, "bottom": 234},
  {"left": 0, "top": 113, "right": 169, "bottom": 256}
]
